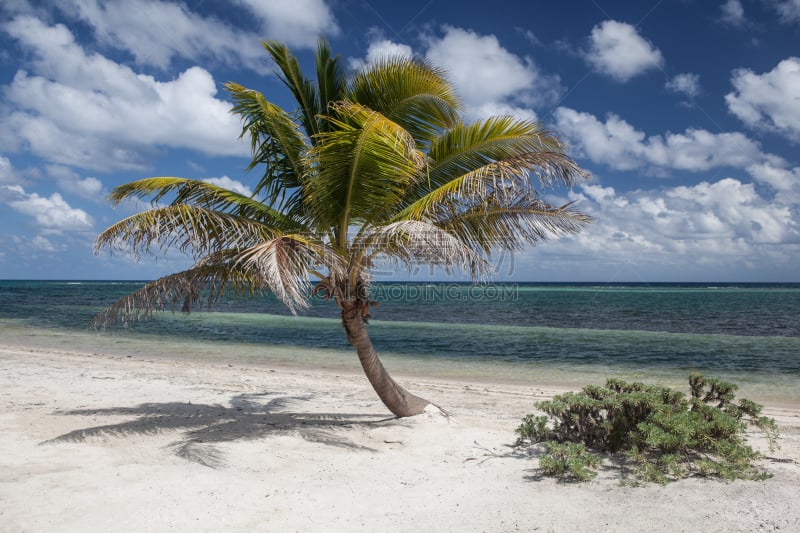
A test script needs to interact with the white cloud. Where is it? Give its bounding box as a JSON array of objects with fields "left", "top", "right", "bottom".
[
  {"left": 2, "top": 184, "right": 94, "bottom": 231},
  {"left": 58, "top": 0, "right": 261, "bottom": 71},
  {"left": 770, "top": 0, "right": 800, "bottom": 23},
  {"left": 539, "top": 177, "right": 800, "bottom": 278},
  {"left": 349, "top": 28, "right": 559, "bottom": 122},
  {"left": 554, "top": 107, "right": 771, "bottom": 172},
  {"left": 423, "top": 26, "right": 561, "bottom": 121},
  {"left": 0, "top": 155, "right": 17, "bottom": 184},
  {"left": 467, "top": 102, "right": 537, "bottom": 123},
  {"left": 1, "top": 16, "right": 247, "bottom": 172},
  {"left": 236, "top": 0, "right": 339, "bottom": 48},
  {"left": 56, "top": 0, "right": 337, "bottom": 72},
  {"left": 516, "top": 27, "right": 543, "bottom": 47},
  {"left": 720, "top": 0, "right": 746, "bottom": 26},
  {"left": 31, "top": 235, "right": 66, "bottom": 252},
  {"left": 45, "top": 164, "right": 105, "bottom": 200},
  {"left": 725, "top": 57, "right": 800, "bottom": 142},
  {"left": 75, "top": 176, "right": 103, "bottom": 197},
  {"left": 747, "top": 162, "right": 800, "bottom": 202},
  {"left": 425, "top": 27, "right": 534, "bottom": 105},
  {"left": 665, "top": 73, "right": 701, "bottom": 98},
  {"left": 348, "top": 39, "right": 413, "bottom": 70},
  {"left": 203, "top": 176, "right": 252, "bottom": 197},
  {"left": 584, "top": 20, "right": 663, "bottom": 82},
  {"left": 664, "top": 179, "right": 793, "bottom": 243}
]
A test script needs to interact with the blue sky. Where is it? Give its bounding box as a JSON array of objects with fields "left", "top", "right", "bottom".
[{"left": 0, "top": 0, "right": 798, "bottom": 282}]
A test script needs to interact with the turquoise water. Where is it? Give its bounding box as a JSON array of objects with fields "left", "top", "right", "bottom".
[{"left": 1, "top": 280, "right": 799, "bottom": 401}]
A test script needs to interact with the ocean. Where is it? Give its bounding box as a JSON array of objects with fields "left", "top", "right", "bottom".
[{"left": 1, "top": 280, "right": 799, "bottom": 402}]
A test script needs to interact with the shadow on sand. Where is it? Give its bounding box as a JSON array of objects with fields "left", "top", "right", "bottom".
[{"left": 40, "top": 392, "right": 399, "bottom": 468}]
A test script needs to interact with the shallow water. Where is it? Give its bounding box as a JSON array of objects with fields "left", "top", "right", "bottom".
[{"left": 2, "top": 280, "right": 799, "bottom": 404}]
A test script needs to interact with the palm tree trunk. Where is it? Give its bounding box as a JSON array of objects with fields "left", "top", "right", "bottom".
[{"left": 340, "top": 302, "right": 430, "bottom": 417}]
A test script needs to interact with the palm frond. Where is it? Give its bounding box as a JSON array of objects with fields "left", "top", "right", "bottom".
[
  {"left": 347, "top": 57, "right": 461, "bottom": 145},
  {"left": 436, "top": 193, "right": 593, "bottom": 253},
  {"left": 94, "top": 204, "right": 280, "bottom": 260},
  {"left": 391, "top": 155, "right": 535, "bottom": 223},
  {"left": 357, "top": 220, "right": 493, "bottom": 280},
  {"left": 91, "top": 256, "right": 269, "bottom": 328},
  {"left": 425, "top": 117, "right": 587, "bottom": 193},
  {"left": 308, "top": 101, "right": 426, "bottom": 244},
  {"left": 314, "top": 38, "right": 347, "bottom": 132},
  {"left": 109, "top": 177, "right": 302, "bottom": 228},
  {"left": 226, "top": 84, "right": 310, "bottom": 210},
  {"left": 234, "top": 234, "right": 345, "bottom": 313},
  {"left": 386, "top": 117, "right": 591, "bottom": 251},
  {"left": 262, "top": 40, "right": 320, "bottom": 139}
]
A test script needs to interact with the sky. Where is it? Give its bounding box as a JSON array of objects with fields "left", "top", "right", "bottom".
[{"left": 0, "top": 0, "right": 798, "bottom": 283}]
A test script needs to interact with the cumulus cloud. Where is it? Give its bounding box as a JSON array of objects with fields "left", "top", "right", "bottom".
[
  {"left": 1, "top": 184, "right": 94, "bottom": 231},
  {"left": 720, "top": 0, "right": 746, "bottom": 26},
  {"left": 584, "top": 20, "right": 663, "bottom": 82},
  {"left": 423, "top": 26, "right": 562, "bottom": 120},
  {"left": 203, "top": 176, "right": 252, "bottom": 197},
  {"left": 425, "top": 27, "right": 536, "bottom": 105},
  {"left": 467, "top": 102, "right": 538, "bottom": 123},
  {"left": 665, "top": 73, "right": 701, "bottom": 99},
  {"left": 45, "top": 164, "right": 105, "bottom": 200},
  {"left": 747, "top": 162, "right": 800, "bottom": 202},
  {"left": 348, "top": 39, "right": 413, "bottom": 70},
  {"left": 535, "top": 177, "right": 800, "bottom": 279},
  {"left": 236, "top": 0, "right": 339, "bottom": 48},
  {"left": 56, "top": 0, "right": 337, "bottom": 71},
  {"left": 770, "top": 0, "right": 800, "bottom": 23},
  {"left": 0, "top": 16, "right": 247, "bottom": 172},
  {"left": 31, "top": 235, "right": 66, "bottom": 252},
  {"left": 58, "top": 0, "right": 261, "bottom": 71},
  {"left": 349, "top": 28, "right": 560, "bottom": 122},
  {"left": 725, "top": 57, "right": 800, "bottom": 142},
  {"left": 553, "top": 107, "right": 772, "bottom": 172},
  {"left": 0, "top": 155, "right": 17, "bottom": 184}
]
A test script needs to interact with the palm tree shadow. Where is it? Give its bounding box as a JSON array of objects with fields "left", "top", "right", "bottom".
[{"left": 41, "top": 392, "right": 396, "bottom": 468}]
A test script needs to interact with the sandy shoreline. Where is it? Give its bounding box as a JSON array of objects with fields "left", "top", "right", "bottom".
[{"left": 1, "top": 343, "right": 799, "bottom": 532}]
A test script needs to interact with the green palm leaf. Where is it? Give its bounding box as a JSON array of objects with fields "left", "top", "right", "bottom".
[
  {"left": 262, "top": 40, "right": 320, "bottom": 139},
  {"left": 308, "top": 101, "right": 426, "bottom": 245},
  {"left": 226, "top": 84, "right": 310, "bottom": 211},
  {"left": 347, "top": 57, "right": 461, "bottom": 146},
  {"left": 314, "top": 38, "right": 347, "bottom": 132},
  {"left": 391, "top": 157, "right": 531, "bottom": 223},
  {"left": 426, "top": 117, "right": 585, "bottom": 188}
]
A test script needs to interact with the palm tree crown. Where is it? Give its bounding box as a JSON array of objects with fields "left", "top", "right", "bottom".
[{"left": 94, "top": 39, "right": 591, "bottom": 417}]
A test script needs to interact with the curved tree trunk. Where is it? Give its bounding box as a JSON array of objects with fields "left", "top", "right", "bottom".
[{"left": 340, "top": 302, "right": 430, "bottom": 417}]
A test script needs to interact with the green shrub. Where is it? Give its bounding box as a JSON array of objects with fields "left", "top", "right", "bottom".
[
  {"left": 538, "top": 441, "right": 602, "bottom": 481},
  {"left": 516, "top": 373, "right": 779, "bottom": 484}
]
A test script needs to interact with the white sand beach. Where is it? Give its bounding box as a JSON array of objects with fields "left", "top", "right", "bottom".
[{"left": 1, "top": 343, "right": 798, "bottom": 532}]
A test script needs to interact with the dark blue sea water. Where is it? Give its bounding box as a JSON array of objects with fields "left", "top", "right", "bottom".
[{"left": 1, "top": 280, "right": 799, "bottom": 398}]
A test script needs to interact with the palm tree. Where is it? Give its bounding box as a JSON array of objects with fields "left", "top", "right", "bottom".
[{"left": 94, "top": 40, "right": 591, "bottom": 417}]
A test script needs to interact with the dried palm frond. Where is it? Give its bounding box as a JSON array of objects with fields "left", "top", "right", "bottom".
[
  {"left": 356, "top": 220, "right": 493, "bottom": 280},
  {"left": 94, "top": 204, "right": 279, "bottom": 260},
  {"left": 234, "top": 234, "right": 345, "bottom": 313},
  {"left": 91, "top": 255, "right": 267, "bottom": 328}
]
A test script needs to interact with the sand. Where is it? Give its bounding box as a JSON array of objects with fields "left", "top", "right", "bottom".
[{"left": 1, "top": 343, "right": 798, "bottom": 532}]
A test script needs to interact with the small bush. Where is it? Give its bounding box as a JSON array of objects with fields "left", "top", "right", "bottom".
[
  {"left": 539, "top": 441, "right": 602, "bottom": 481},
  {"left": 516, "top": 373, "right": 778, "bottom": 484}
]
